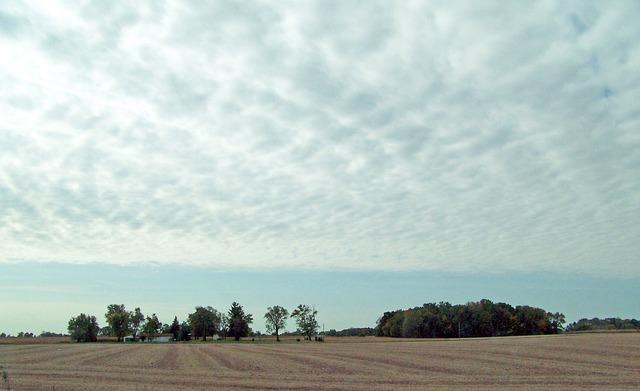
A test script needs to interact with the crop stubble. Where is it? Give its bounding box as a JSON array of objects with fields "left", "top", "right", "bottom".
[{"left": 0, "top": 333, "right": 638, "bottom": 390}]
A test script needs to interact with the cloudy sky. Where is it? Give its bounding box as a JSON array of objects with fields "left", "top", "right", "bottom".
[{"left": 1, "top": 0, "right": 639, "bottom": 278}]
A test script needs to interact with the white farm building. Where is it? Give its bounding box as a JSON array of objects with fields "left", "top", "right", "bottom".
[{"left": 123, "top": 333, "right": 173, "bottom": 343}]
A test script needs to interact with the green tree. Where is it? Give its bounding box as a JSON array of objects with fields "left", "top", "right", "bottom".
[
  {"left": 401, "top": 311, "right": 423, "bottom": 338},
  {"left": 228, "top": 302, "right": 253, "bottom": 341},
  {"left": 179, "top": 321, "right": 192, "bottom": 341},
  {"left": 143, "top": 314, "right": 162, "bottom": 336},
  {"left": 264, "top": 305, "right": 288, "bottom": 342},
  {"left": 290, "top": 304, "right": 318, "bottom": 341},
  {"left": 169, "top": 316, "right": 181, "bottom": 341},
  {"left": 67, "top": 313, "right": 99, "bottom": 342},
  {"left": 376, "top": 311, "right": 398, "bottom": 336},
  {"left": 188, "top": 306, "right": 221, "bottom": 341},
  {"left": 219, "top": 314, "right": 230, "bottom": 339},
  {"left": 105, "top": 304, "right": 131, "bottom": 342},
  {"left": 387, "top": 311, "right": 405, "bottom": 337},
  {"left": 99, "top": 326, "right": 112, "bottom": 336},
  {"left": 130, "top": 307, "right": 144, "bottom": 341},
  {"left": 514, "top": 305, "right": 548, "bottom": 335},
  {"left": 548, "top": 312, "right": 566, "bottom": 333},
  {"left": 39, "top": 331, "right": 64, "bottom": 337},
  {"left": 492, "top": 303, "right": 516, "bottom": 336}
]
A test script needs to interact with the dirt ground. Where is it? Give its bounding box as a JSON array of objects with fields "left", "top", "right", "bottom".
[{"left": 1, "top": 333, "right": 638, "bottom": 390}]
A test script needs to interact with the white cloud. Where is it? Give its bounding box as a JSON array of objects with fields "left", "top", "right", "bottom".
[{"left": 1, "top": 0, "right": 639, "bottom": 276}]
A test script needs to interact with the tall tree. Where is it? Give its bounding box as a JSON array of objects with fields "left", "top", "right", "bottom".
[
  {"left": 67, "top": 313, "right": 99, "bottom": 342},
  {"left": 219, "top": 314, "right": 230, "bottom": 339},
  {"left": 169, "top": 316, "right": 181, "bottom": 341},
  {"left": 179, "top": 321, "right": 192, "bottom": 341},
  {"left": 290, "top": 304, "right": 318, "bottom": 341},
  {"left": 105, "top": 304, "right": 131, "bottom": 342},
  {"left": 548, "top": 312, "right": 566, "bottom": 333},
  {"left": 130, "top": 307, "right": 144, "bottom": 341},
  {"left": 264, "top": 305, "right": 288, "bottom": 342},
  {"left": 143, "top": 314, "right": 162, "bottom": 336},
  {"left": 228, "top": 302, "right": 253, "bottom": 341},
  {"left": 188, "top": 306, "right": 221, "bottom": 341}
]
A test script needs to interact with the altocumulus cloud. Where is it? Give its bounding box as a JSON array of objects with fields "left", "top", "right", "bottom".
[{"left": 0, "top": 0, "right": 639, "bottom": 276}]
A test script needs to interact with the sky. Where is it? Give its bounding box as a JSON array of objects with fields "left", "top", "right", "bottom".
[
  {"left": 1, "top": 262, "right": 639, "bottom": 334},
  {"left": 1, "top": 1, "right": 639, "bottom": 334}
]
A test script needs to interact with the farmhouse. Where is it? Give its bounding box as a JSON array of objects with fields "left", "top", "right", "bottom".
[{"left": 123, "top": 333, "right": 173, "bottom": 343}]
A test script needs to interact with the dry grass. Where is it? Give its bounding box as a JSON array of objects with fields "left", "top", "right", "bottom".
[{"left": 0, "top": 333, "right": 638, "bottom": 390}]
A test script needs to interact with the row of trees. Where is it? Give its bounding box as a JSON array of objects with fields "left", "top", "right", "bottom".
[
  {"left": 0, "top": 331, "right": 63, "bottom": 338},
  {"left": 566, "top": 317, "right": 640, "bottom": 332},
  {"left": 67, "top": 303, "right": 320, "bottom": 342},
  {"left": 186, "top": 302, "right": 254, "bottom": 341},
  {"left": 325, "top": 327, "right": 375, "bottom": 337},
  {"left": 376, "top": 299, "right": 565, "bottom": 338},
  {"left": 0, "top": 331, "right": 65, "bottom": 338},
  {"left": 1, "top": 332, "right": 37, "bottom": 338}
]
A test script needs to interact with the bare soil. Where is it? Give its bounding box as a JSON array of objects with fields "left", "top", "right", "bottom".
[{"left": 1, "top": 333, "right": 638, "bottom": 390}]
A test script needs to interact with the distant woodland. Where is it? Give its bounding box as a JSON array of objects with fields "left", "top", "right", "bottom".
[
  {"left": 325, "top": 327, "right": 376, "bottom": 337},
  {"left": 566, "top": 318, "right": 640, "bottom": 332},
  {"left": 375, "top": 299, "right": 566, "bottom": 338}
]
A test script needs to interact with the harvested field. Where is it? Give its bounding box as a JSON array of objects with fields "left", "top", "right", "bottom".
[{"left": 1, "top": 333, "right": 639, "bottom": 390}]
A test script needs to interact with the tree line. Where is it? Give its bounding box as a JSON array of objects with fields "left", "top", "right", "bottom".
[
  {"left": 67, "top": 303, "right": 319, "bottom": 342},
  {"left": 325, "top": 327, "right": 375, "bottom": 337},
  {"left": 375, "top": 299, "right": 566, "bottom": 338},
  {"left": 0, "top": 331, "right": 65, "bottom": 338},
  {"left": 566, "top": 317, "right": 640, "bottom": 332}
]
